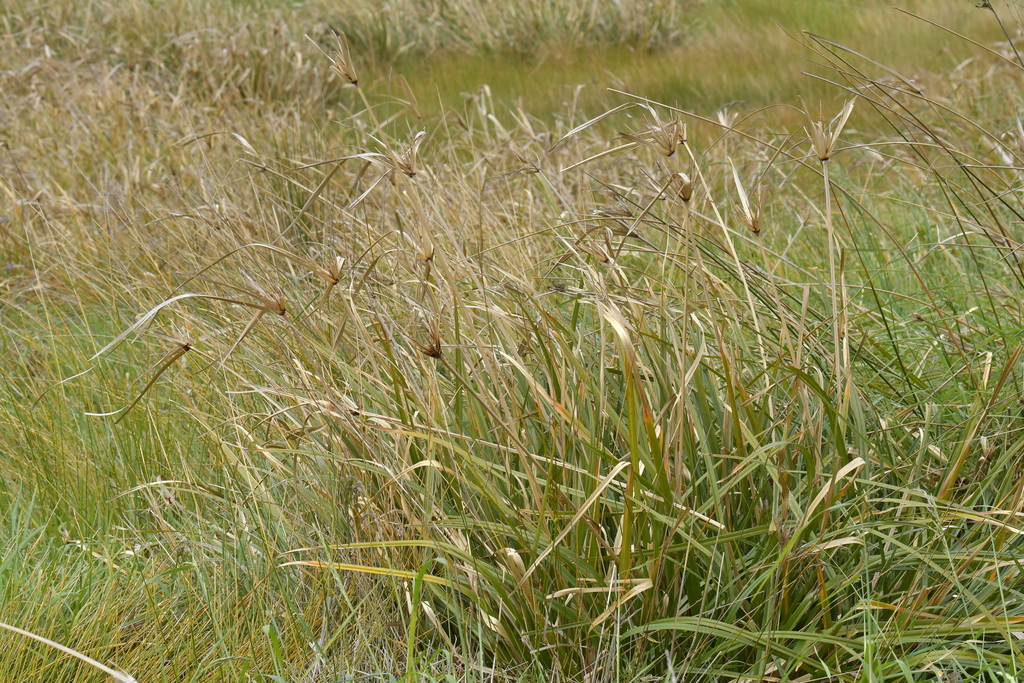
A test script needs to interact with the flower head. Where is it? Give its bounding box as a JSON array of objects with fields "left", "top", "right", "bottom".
[{"left": 801, "top": 98, "right": 855, "bottom": 162}]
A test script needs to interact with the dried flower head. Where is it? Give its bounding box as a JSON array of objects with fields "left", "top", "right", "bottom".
[
  {"left": 312, "top": 255, "right": 345, "bottom": 286},
  {"left": 509, "top": 142, "right": 540, "bottom": 174},
  {"left": 593, "top": 200, "right": 633, "bottom": 234},
  {"left": 582, "top": 239, "right": 615, "bottom": 266},
  {"left": 801, "top": 98, "right": 855, "bottom": 162},
  {"left": 716, "top": 107, "right": 738, "bottom": 130},
  {"left": 325, "top": 33, "right": 358, "bottom": 86},
  {"left": 675, "top": 172, "right": 695, "bottom": 204},
  {"left": 413, "top": 325, "right": 443, "bottom": 359},
  {"left": 730, "top": 159, "right": 763, "bottom": 235},
  {"left": 622, "top": 119, "right": 686, "bottom": 157},
  {"left": 363, "top": 131, "right": 427, "bottom": 178},
  {"left": 419, "top": 238, "right": 435, "bottom": 264},
  {"left": 395, "top": 131, "right": 426, "bottom": 177}
]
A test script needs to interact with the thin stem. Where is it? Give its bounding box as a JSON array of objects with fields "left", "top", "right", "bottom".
[{"left": 823, "top": 159, "right": 841, "bottom": 401}]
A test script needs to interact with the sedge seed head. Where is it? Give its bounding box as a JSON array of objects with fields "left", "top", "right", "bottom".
[
  {"left": 328, "top": 256, "right": 344, "bottom": 282},
  {"left": 622, "top": 119, "right": 685, "bottom": 157},
  {"left": 730, "top": 159, "right": 763, "bottom": 235},
  {"left": 676, "top": 172, "right": 694, "bottom": 204},
  {"left": 801, "top": 98, "right": 855, "bottom": 162},
  {"left": 392, "top": 130, "right": 426, "bottom": 177},
  {"left": 326, "top": 33, "right": 358, "bottom": 86}
]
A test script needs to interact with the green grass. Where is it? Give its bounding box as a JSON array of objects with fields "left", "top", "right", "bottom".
[
  {"left": 392, "top": 0, "right": 1002, "bottom": 119},
  {"left": 5, "top": 0, "right": 1024, "bottom": 681}
]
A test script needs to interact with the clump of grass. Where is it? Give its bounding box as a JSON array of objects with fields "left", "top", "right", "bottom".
[{"left": 6, "top": 1, "right": 1024, "bottom": 681}]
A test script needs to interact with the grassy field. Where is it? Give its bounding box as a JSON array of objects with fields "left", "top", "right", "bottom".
[{"left": 5, "top": 0, "right": 1024, "bottom": 681}]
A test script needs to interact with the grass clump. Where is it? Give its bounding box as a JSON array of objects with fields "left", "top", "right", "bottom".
[{"left": 6, "top": 1, "right": 1024, "bottom": 681}]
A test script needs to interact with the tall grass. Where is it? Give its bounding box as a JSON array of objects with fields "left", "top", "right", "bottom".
[{"left": 5, "top": 0, "right": 1024, "bottom": 681}]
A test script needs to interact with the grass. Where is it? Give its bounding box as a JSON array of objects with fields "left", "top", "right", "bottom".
[
  {"left": 5, "top": 0, "right": 1024, "bottom": 681},
  {"left": 392, "top": 0, "right": 1004, "bottom": 120}
]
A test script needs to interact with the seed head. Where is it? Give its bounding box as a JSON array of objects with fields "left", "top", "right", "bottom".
[
  {"left": 676, "top": 172, "right": 695, "bottom": 204},
  {"left": 328, "top": 255, "right": 345, "bottom": 281},
  {"left": 396, "top": 131, "right": 426, "bottom": 177},
  {"left": 370, "top": 131, "right": 427, "bottom": 178},
  {"left": 593, "top": 200, "right": 633, "bottom": 234},
  {"left": 583, "top": 239, "right": 615, "bottom": 266},
  {"left": 801, "top": 98, "right": 855, "bottom": 162},
  {"left": 413, "top": 326, "right": 443, "bottom": 359},
  {"left": 622, "top": 119, "right": 686, "bottom": 157},
  {"left": 509, "top": 142, "right": 540, "bottom": 174},
  {"left": 730, "top": 159, "right": 763, "bottom": 235},
  {"left": 321, "top": 33, "right": 358, "bottom": 86},
  {"left": 313, "top": 255, "right": 345, "bottom": 286},
  {"left": 716, "top": 107, "right": 738, "bottom": 130}
]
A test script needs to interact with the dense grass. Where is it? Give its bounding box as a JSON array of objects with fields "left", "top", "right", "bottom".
[
  {"left": 5, "top": 0, "right": 1024, "bottom": 681},
  {"left": 392, "top": 0, "right": 1004, "bottom": 120}
]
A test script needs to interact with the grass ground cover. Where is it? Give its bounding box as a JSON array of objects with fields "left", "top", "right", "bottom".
[{"left": 5, "top": 1, "right": 1024, "bottom": 681}]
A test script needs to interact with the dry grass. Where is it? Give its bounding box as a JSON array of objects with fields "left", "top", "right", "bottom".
[{"left": 5, "top": 1, "right": 1024, "bottom": 681}]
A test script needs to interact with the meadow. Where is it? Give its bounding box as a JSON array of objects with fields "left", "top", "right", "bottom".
[{"left": 4, "top": 0, "right": 1024, "bottom": 681}]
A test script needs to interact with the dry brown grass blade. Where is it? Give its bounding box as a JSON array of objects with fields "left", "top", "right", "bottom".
[
  {"left": 30, "top": 366, "right": 97, "bottom": 409},
  {"left": 211, "top": 309, "right": 269, "bottom": 373},
  {"left": 559, "top": 142, "right": 641, "bottom": 173}
]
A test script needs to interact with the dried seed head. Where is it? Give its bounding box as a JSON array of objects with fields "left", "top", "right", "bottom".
[
  {"left": 622, "top": 119, "right": 686, "bottom": 157},
  {"left": 325, "top": 33, "right": 358, "bottom": 86},
  {"left": 730, "top": 159, "right": 763, "bottom": 235},
  {"left": 419, "top": 239, "right": 435, "bottom": 264},
  {"left": 413, "top": 327, "right": 443, "bottom": 359},
  {"left": 593, "top": 200, "right": 633, "bottom": 234},
  {"left": 583, "top": 240, "right": 615, "bottom": 266},
  {"left": 245, "top": 279, "right": 288, "bottom": 316},
  {"left": 313, "top": 255, "right": 345, "bottom": 285},
  {"left": 268, "top": 291, "right": 288, "bottom": 316},
  {"left": 676, "top": 172, "right": 695, "bottom": 204},
  {"left": 737, "top": 198, "right": 763, "bottom": 234},
  {"left": 421, "top": 342, "right": 443, "bottom": 359},
  {"left": 328, "top": 255, "right": 345, "bottom": 281},
  {"left": 800, "top": 98, "right": 855, "bottom": 162},
  {"left": 396, "top": 131, "right": 426, "bottom": 177},
  {"left": 372, "top": 131, "right": 427, "bottom": 178},
  {"left": 509, "top": 143, "right": 540, "bottom": 174},
  {"left": 716, "top": 107, "right": 738, "bottom": 130}
]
